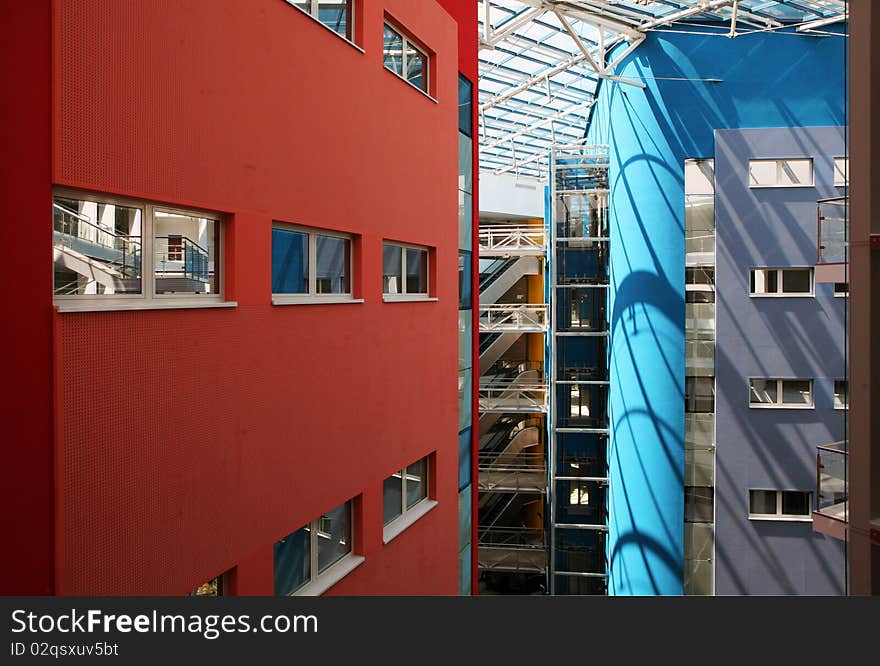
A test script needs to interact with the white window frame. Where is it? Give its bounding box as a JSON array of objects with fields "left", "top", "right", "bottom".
[
  {"left": 283, "top": 0, "right": 363, "bottom": 52},
  {"left": 834, "top": 379, "right": 848, "bottom": 411},
  {"left": 748, "top": 158, "right": 814, "bottom": 188},
  {"left": 271, "top": 223, "right": 361, "bottom": 305},
  {"left": 278, "top": 499, "right": 365, "bottom": 597},
  {"left": 383, "top": 21, "right": 432, "bottom": 98},
  {"left": 382, "top": 241, "right": 434, "bottom": 302},
  {"left": 833, "top": 157, "right": 849, "bottom": 187},
  {"left": 749, "top": 267, "right": 814, "bottom": 297},
  {"left": 53, "top": 188, "right": 233, "bottom": 313},
  {"left": 382, "top": 455, "right": 437, "bottom": 543},
  {"left": 748, "top": 490, "right": 813, "bottom": 522},
  {"left": 833, "top": 282, "right": 849, "bottom": 298},
  {"left": 749, "top": 378, "right": 814, "bottom": 409}
]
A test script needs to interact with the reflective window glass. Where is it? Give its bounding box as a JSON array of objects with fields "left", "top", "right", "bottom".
[
  {"left": 316, "top": 502, "right": 351, "bottom": 573},
  {"left": 272, "top": 228, "right": 309, "bottom": 294},
  {"left": 274, "top": 526, "right": 311, "bottom": 596},
  {"left": 154, "top": 212, "right": 219, "bottom": 295},
  {"left": 315, "top": 235, "right": 350, "bottom": 294},
  {"left": 53, "top": 196, "right": 143, "bottom": 296}
]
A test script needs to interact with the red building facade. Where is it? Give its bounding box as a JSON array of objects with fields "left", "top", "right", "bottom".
[{"left": 1, "top": 0, "right": 478, "bottom": 596}]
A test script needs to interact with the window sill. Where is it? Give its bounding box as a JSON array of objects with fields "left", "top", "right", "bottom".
[
  {"left": 382, "top": 295, "right": 438, "bottom": 303},
  {"left": 382, "top": 499, "right": 438, "bottom": 544},
  {"left": 749, "top": 404, "right": 814, "bottom": 410},
  {"left": 284, "top": 1, "right": 364, "bottom": 53},
  {"left": 749, "top": 293, "right": 815, "bottom": 298},
  {"left": 292, "top": 553, "right": 365, "bottom": 597},
  {"left": 54, "top": 300, "right": 237, "bottom": 313},
  {"left": 383, "top": 66, "right": 438, "bottom": 103},
  {"left": 749, "top": 184, "right": 815, "bottom": 189},
  {"left": 272, "top": 295, "right": 364, "bottom": 306},
  {"left": 748, "top": 515, "right": 813, "bottom": 523}
]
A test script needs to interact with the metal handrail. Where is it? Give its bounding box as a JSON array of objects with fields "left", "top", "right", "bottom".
[
  {"left": 479, "top": 304, "right": 549, "bottom": 331},
  {"left": 54, "top": 202, "right": 142, "bottom": 249},
  {"left": 53, "top": 202, "right": 142, "bottom": 279},
  {"left": 817, "top": 196, "right": 847, "bottom": 264},
  {"left": 479, "top": 451, "right": 546, "bottom": 472},
  {"left": 478, "top": 225, "right": 546, "bottom": 253},
  {"left": 478, "top": 527, "right": 546, "bottom": 549},
  {"left": 817, "top": 441, "right": 847, "bottom": 455},
  {"left": 155, "top": 235, "right": 210, "bottom": 282},
  {"left": 816, "top": 441, "right": 848, "bottom": 518},
  {"left": 478, "top": 381, "right": 549, "bottom": 413}
]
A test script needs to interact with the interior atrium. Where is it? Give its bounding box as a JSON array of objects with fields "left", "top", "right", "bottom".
[{"left": 2, "top": 0, "right": 875, "bottom": 599}]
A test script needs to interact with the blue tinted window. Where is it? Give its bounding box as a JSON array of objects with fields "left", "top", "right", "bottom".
[
  {"left": 459, "top": 427, "right": 472, "bottom": 490},
  {"left": 459, "top": 251, "right": 472, "bottom": 309},
  {"left": 458, "top": 74, "right": 473, "bottom": 136},
  {"left": 272, "top": 228, "right": 308, "bottom": 294},
  {"left": 274, "top": 526, "right": 310, "bottom": 596},
  {"left": 317, "top": 1, "right": 351, "bottom": 40},
  {"left": 315, "top": 235, "right": 350, "bottom": 294}
]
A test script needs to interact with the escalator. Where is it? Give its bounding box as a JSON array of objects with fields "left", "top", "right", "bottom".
[{"left": 479, "top": 256, "right": 541, "bottom": 305}]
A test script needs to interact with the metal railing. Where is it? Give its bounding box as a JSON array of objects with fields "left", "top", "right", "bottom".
[
  {"left": 53, "top": 202, "right": 141, "bottom": 278},
  {"left": 479, "top": 450, "right": 545, "bottom": 471},
  {"left": 817, "top": 197, "right": 847, "bottom": 264},
  {"left": 816, "top": 441, "right": 847, "bottom": 523},
  {"left": 479, "top": 225, "right": 546, "bottom": 255},
  {"left": 478, "top": 526, "right": 546, "bottom": 549},
  {"left": 478, "top": 451, "right": 547, "bottom": 493},
  {"left": 478, "top": 527, "right": 548, "bottom": 573},
  {"left": 479, "top": 304, "right": 549, "bottom": 332},
  {"left": 155, "top": 235, "right": 210, "bottom": 282},
  {"left": 478, "top": 380, "right": 549, "bottom": 413},
  {"left": 493, "top": 359, "right": 543, "bottom": 375}
]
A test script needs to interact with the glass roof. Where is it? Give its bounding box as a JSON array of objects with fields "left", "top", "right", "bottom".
[{"left": 477, "top": 0, "right": 848, "bottom": 179}]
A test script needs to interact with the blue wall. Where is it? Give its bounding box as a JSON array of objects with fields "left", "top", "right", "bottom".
[
  {"left": 714, "top": 127, "right": 845, "bottom": 594},
  {"left": 584, "top": 27, "right": 846, "bottom": 595}
]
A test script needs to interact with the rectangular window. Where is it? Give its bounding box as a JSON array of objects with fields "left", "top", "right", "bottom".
[
  {"left": 272, "top": 224, "right": 354, "bottom": 303},
  {"left": 458, "top": 74, "right": 473, "bottom": 137},
  {"left": 154, "top": 210, "right": 220, "bottom": 296},
  {"left": 834, "top": 380, "right": 848, "bottom": 410},
  {"left": 458, "top": 251, "right": 472, "bottom": 309},
  {"left": 834, "top": 282, "right": 848, "bottom": 297},
  {"left": 685, "top": 377, "right": 715, "bottom": 413},
  {"left": 383, "top": 454, "right": 435, "bottom": 542},
  {"left": 383, "top": 242, "right": 430, "bottom": 299},
  {"left": 684, "top": 487, "right": 714, "bottom": 523},
  {"left": 53, "top": 192, "right": 225, "bottom": 309},
  {"left": 383, "top": 21, "right": 429, "bottom": 94},
  {"left": 287, "top": 1, "right": 354, "bottom": 42},
  {"left": 190, "top": 575, "right": 224, "bottom": 596},
  {"left": 684, "top": 159, "right": 715, "bottom": 260},
  {"left": 749, "top": 378, "right": 813, "bottom": 408},
  {"left": 750, "top": 268, "right": 813, "bottom": 296},
  {"left": 749, "top": 490, "right": 812, "bottom": 520},
  {"left": 274, "top": 500, "right": 355, "bottom": 596},
  {"left": 748, "top": 159, "right": 813, "bottom": 187},
  {"left": 686, "top": 267, "right": 715, "bottom": 303},
  {"left": 833, "top": 157, "right": 848, "bottom": 187}
]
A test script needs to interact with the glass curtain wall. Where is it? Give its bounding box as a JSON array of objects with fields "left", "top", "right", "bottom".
[
  {"left": 684, "top": 159, "right": 716, "bottom": 595},
  {"left": 458, "top": 74, "right": 475, "bottom": 596}
]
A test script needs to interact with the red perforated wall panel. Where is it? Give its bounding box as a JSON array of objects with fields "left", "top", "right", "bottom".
[
  {"left": 49, "top": 0, "right": 462, "bottom": 595},
  {"left": 0, "top": 0, "right": 55, "bottom": 596}
]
